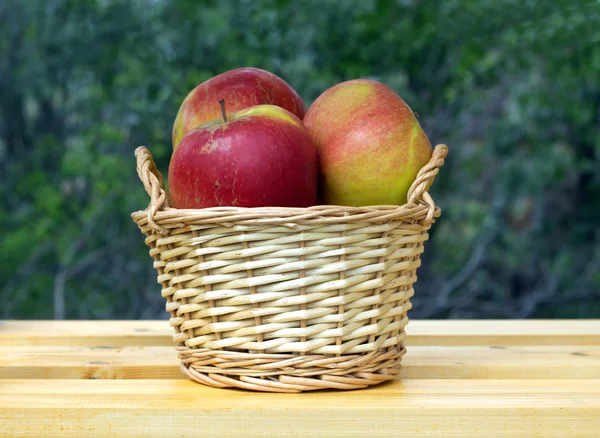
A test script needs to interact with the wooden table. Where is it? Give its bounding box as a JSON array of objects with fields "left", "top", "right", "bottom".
[{"left": 1, "top": 320, "right": 599, "bottom": 437}]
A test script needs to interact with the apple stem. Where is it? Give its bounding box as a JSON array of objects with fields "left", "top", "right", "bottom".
[{"left": 219, "top": 99, "right": 227, "bottom": 123}]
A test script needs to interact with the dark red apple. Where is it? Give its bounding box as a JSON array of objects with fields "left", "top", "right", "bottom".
[
  {"left": 172, "top": 67, "right": 306, "bottom": 149},
  {"left": 168, "top": 103, "right": 318, "bottom": 209}
]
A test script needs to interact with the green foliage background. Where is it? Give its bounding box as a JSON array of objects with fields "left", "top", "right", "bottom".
[{"left": 1, "top": 0, "right": 598, "bottom": 319}]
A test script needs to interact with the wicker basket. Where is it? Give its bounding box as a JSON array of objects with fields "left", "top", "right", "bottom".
[{"left": 131, "top": 143, "right": 448, "bottom": 392}]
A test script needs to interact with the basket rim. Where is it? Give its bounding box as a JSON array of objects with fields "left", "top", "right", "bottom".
[{"left": 130, "top": 202, "right": 441, "bottom": 230}]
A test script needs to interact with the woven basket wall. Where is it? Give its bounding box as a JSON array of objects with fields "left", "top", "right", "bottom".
[{"left": 131, "top": 144, "right": 448, "bottom": 392}]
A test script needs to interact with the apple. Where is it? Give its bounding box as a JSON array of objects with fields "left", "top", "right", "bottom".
[
  {"left": 172, "top": 67, "right": 306, "bottom": 149},
  {"left": 303, "top": 79, "right": 432, "bottom": 206},
  {"left": 168, "top": 102, "right": 318, "bottom": 209}
]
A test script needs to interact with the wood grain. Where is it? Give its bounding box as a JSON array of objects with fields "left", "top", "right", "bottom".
[
  {"left": 2, "top": 320, "right": 599, "bottom": 346},
  {"left": 1, "top": 379, "right": 599, "bottom": 437},
  {"left": 2, "top": 345, "right": 599, "bottom": 380}
]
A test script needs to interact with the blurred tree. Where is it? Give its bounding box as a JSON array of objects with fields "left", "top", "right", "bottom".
[{"left": 0, "top": 0, "right": 598, "bottom": 319}]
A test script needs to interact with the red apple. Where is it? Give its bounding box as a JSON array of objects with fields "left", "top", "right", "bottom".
[
  {"left": 172, "top": 67, "right": 306, "bottom": 149},
  {"left": 304, "top": 79, "right": 432, "bottom": 206},
  {"left": 168, "top": 103, "right": 317, "bottom": 209}
]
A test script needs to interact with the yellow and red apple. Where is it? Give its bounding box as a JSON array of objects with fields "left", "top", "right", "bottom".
[
  {"left": 172, "top": 67, "right": 306, "bottom": 149},
  {"left": 168, "top": 103, "right": 318, "bottom": 209},
  {"left": 303, "top": 79, "right": 432, "bottom": 206}
]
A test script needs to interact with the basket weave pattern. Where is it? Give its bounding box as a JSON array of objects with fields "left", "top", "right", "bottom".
[{"left": 132, "top": 144, "right": 448, "bottom": 392}]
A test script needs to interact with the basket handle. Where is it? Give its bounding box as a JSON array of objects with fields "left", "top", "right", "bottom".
[
  {"left": 407, "top": 144, "right": 448, "bottom": 206},
  {"left": 134, "top": 144, "right": 448, "bottom": 228},
  {"left": 135, "top": 146, "right": 169, "bottom": 231}
]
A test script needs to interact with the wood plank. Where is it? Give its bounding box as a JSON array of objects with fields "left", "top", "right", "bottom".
[
  {"left": 399, "top": 345, "right": 600, "bottom": 379},
  {"left": 1, "top": 379, "right": 599, "bottom": 437},
  {"left": 0, "top": 320, "right": 172, "bottom": 347},
  {"left": 2, "top": 345, "right": 600, "bottom": 380},
  {"left": 407, "top": 320, "right": 600, "bottom": 346},
  {"left": 0, "top": 346, "right": 180, "bottom": 380},
  {"left": 2, "top": 320, "right": 600, "bottom": 347}
]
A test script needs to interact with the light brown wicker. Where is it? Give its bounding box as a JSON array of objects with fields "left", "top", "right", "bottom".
[{"left": 131, "top": 143, "right": 448, "bottom": 392}]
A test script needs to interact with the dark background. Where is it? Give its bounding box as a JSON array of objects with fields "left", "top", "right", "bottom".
[{"left": 1, "top": 0, "right": 598, "bottom": 320}]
